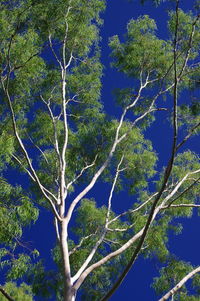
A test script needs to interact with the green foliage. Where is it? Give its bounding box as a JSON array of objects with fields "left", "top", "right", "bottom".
[
  {"left": 0, "top": 282, "right": 33, "bottom": 301},
  {"left": 109, "top": 15, "right": 173, "bottom": 80}
]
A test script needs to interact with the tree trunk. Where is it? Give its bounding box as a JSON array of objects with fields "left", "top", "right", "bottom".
[
  {"left": 60, "top": 220, "right": 74, "bottom": 301},
  {"left": 64, "top": 288, "right": 76, "bottom": 301}
]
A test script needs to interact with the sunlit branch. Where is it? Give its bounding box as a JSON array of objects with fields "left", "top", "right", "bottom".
[
  {"left": 106, "top": 155, "right": 125, "bottom": 224},
  {"left": 163, "top": 169, "right": 200, "bottom": 206},
  {"left": 59, "top": 19, "right": 74, "bottom": 214},
  {"left": 107, "top": 223, "right": 136, "bottom": 232},
  {"left": 11, "top": 154, "right": 58, "bottom": 204},
  {"left": 117, "top": 83, "right": 174, "bottom": 145},
  {"left": 158, "top": 266, "right": 200, "bottom": 301},
  {"left": 11, "top": 154, "right": 36, "bottom": 181},
  {"left": 103, "top": 238, "right": 122, "bottom": 246},
  {"left": 73, "top": 166, "right": 198, "bottom": 290}
]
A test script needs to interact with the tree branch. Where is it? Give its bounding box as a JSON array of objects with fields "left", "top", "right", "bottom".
[{"left": 158, "top": 266, "right": 200, "bottom": 301}]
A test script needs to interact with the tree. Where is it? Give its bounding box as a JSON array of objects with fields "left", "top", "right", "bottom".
[{"left": 0, "top": 0, "right": 200, "bottom": 300}]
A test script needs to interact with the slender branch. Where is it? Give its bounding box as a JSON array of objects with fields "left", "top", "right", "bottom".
[
  {"left": 11, "top": 154, "right": 59, "bottom": 203},
  {"left": 11, "top": 154, "right": 36, "bottom": 181},
  {"left": 107, "top": 192, "right": 159, "bottom": 226},
  {"left": 103, "top": 238, "right": 122, "bottom": 246},
  {"left": 158, "top": 266, "right": 200, "bottom": 301},
  {"left": 106, "top": 155, "right": 125, "bottom": 225},
  {"left": 66, "top": 155, "right": 98, "bottom": 190},
  {"left": 26, "top": 133, "right": 49, "bottom": 164},
  {"left": 69, "top": 233, "right": 97, "bottom": 256},
  {"left": 49, "top": 34, "right": 63, "bottom": 69},
  {"left": 178, "top": 14, "right": 200, "bottom": 78},
  {"left": 107, "top": 223, "right": 136, "bottom": 232}
]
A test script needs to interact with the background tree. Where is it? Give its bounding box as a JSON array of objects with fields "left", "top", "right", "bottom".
[{"left": 0, "top": 0, "right": 199, "bottom": 300}]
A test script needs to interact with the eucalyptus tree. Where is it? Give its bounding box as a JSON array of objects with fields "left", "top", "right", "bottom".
[{"left": 0, "top": 0, "right": 200, "bottom": 300}]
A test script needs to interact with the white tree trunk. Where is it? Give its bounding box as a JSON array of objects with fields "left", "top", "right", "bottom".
[{"left": 59, "top": 220, "right": 75, "bottom": 301}]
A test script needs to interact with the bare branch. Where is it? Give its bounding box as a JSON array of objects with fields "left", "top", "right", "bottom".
[
  {"left": 178, "top": 14, "right": 200, "bottom": 78},
  {"left": 107, "top": 223, "right": 136, "bottom": 232},
  {"left": 73, "top": 225, "right": 146, "bottom": 290},
  {"left": 72, "top": 166, "right": 199, "bottom": 290},
  {"left": 54, "top": 217, "right": 60, "bottom": 242}
]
